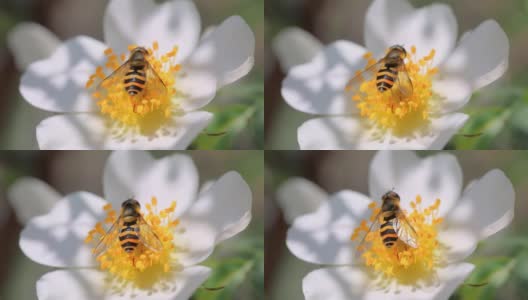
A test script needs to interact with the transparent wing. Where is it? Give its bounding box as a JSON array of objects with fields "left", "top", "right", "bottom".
[
  {"left": 95, "top": 60, "right": 131, "bottom": 95},
  {"left": 138, "top": 215, "right": 163, "bottom": 252},
  {"left": 394, "top": 211, "right": 418, "bottom": 248},
  {"left": 395, "top": 63, "right": 414, "bottom": 98},
  {"left": 143, "top": 61, "right": 168, "bottom": 99},
  {"left": 354, "top": 211, "right": 382, "bottom": 257},
  {"left": 93, "top": 215, "right": 122, "bottom": 257},
  {"left": 345, "top": 59, "right": 385, "bottom": 93}
]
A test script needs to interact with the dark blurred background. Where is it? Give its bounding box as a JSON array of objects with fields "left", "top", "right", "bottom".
[
  {"left": 265, "top": 151, "right": 528, "bottom": 300},
  {"left": 265, "top": 0, "right": 528, "bottom": 149},
  {"left": 0, "top": 150, "right": 264, "bottom": 299},
  {"left": 0, "top": 0, "right": 264, "bottom": 150}
]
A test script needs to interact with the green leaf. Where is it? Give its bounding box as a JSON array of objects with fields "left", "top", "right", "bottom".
[
  {"left": 451, "top": 108, "right": 510, "bottom": 149},
  {"left": 193, "top": 235, "right": 264, "bottom": 300},
  {"left": 192, "top": 104, "right": 257, "bottom": 149},
  {"left": 193, "top": 258, "right": 254, "bottom": 300},
  {"left": 456, "top": 257, "right": 515, "bottom": 300}
]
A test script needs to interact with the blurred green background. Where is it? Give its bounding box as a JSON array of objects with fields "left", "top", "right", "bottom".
[
  {"left": 265, "top": 0, "right": 528, "bottom": 149},
  {"left": 266, "top": 151, "right": 528, "bottom": 300},
  {"left": 0, "top": 0, "right": 264, "bottom": 150},
  {"left": 0, "top": 150, "right": 264, "bottom": 300}
]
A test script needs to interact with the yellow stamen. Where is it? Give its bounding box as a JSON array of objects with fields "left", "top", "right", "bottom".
[
  {"left": 86, "top": 43, "right": 183, "bottom": 136},
  {"left": 348, "top": 46, "right": 439, "bottom": 137},
  {"left": 85, "top": 198, "right": 182, "bottom": 289},
  {"left": 351, "top": 195, "right": 444, "bottom": 285}
]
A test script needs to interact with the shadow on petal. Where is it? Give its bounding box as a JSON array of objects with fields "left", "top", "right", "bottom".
[{"left": 19, "top": 192, "right": 107, "bottom": 268}]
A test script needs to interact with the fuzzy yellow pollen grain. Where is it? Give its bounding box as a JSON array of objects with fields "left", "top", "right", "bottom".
[
  {"left": 348, "top": 46, "right": 438, "bottom": 136},
  {"left": 352, "top": 195, "right": 444, "bottom": 284},
  {"left": 85, "top": 198, "right": 181, "bottom": 287},
  {"left": 87, "top": 42, "right": 183, "bottom": 131}
]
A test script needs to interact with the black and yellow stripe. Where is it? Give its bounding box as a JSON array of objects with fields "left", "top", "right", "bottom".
[
  {"left": 380, "top": 211, "right": 398, "bottom": 248},
  {"left": 124, "top": 65, "right": 146, "bottom": 96},
  {"left": 376, "top": 66, "right": 397, "bottom": 93},
  {"left": 119, "top": 216, "right": 139, "bottom": 253}
]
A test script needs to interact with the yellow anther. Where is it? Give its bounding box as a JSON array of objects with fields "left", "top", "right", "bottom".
[
  {"left": 104, "top": 48, "right": 114, "bottom": 56},
  {"left": 353, "top": 195, "right": 443, "bottom": 284},
  {"left": 349, "top": 46, "right": 438, "bottom": 136},
  {"left": 153, "top": 41, "right": 159, "bottom": 51}
]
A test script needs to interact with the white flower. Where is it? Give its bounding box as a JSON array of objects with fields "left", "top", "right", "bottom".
[
  {"left": 279, "top": 0, "right": 509, "bottom": 150},
  {"left": 7, "top": 22, "right": 61, "bottom": 71},
  {"left": 19, "top": 151, "right": 252, "bottom": 300},
  {"left": 8, "top": 177, "right": 62, "bottom": 224},
  {"left": 283, "top": 151, "right": 514, "bottom": 300},
  {"left": 19, "top": 0, "right": 255, "bottom": 150}
]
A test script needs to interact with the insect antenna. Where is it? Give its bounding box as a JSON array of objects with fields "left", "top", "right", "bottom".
[
  {"left": 201, "top": 131, "right": 227, "bottom": 137},
  {"left": 200, "top": 286, "right": 225, "bottom": 291}
]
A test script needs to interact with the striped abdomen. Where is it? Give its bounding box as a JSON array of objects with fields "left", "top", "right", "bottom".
[
  {"left": 119, "top": 216, "right": 139, "bottom": 253},
  {"left": 379, "top": 211, "right": 398, "bottom": 248},
  {"left": 376, "top": 64, "right": 398, "bottom": 93},
  {"left": 124, "top": 64, "right": 146, "bottom": 96}
]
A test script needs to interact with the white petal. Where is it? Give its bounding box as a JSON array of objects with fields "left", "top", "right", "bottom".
[
  {"left": 187, "top": 172, "right": 252, "bottom": 243},
  {"left": 176, "top": 71, "right": 217, "bottom": 112},
  {"left": 19, "top": 36, "right": 106, "bottom": 113},
  {"left": 303, "top": 263, "right": 474, "bottom": 300},
  {"left": 365, "top": 0, "right": 457, "bottom": 66},
  {"left": 438, "top": 227, "right": 478, "bottom": 263},
  {"left": 433, "top": 77, "right": 472, "bottom": 113},
  {"left": 276, "top": 177, "right": 328, "bottom": 224},
  {"left": 286, "top": 191, "right": 372, "bottom": 265},
  {"left": 272, "top": 27, "right": 324, "bottom": 73},
  {"left": 364, "top": 0, "right": 414, "bottom": 57},
  {"left": 177, "top": 219, "right": 217, "bottom": 267},
  {"left": 186, "top": 16, "right": 255, "bottom": 88},
  {"left": 369, "top": 151, "right": 463, "bottom": 218},
  {"left": 19, "top": 192, "right": 107, "bottom": 268},
  {"left": 36, "top": 266, "right": 211, "bottom": 300},
  {"left": 297, "top": 114, "right": 468, "bottom": 150},
  {"left": 441, "top": 20, "right": 509, "bottom": 91},
  {"left": 447, "top": 169, "right": 515, "bottom": 240},
  {"left": 7, "top": 22, "right": 61, "bottom": 70},
  {"left": 103, "top": 151, "right": 199, "bottom": 217},
  {"left": 104, "top": 0, "right": 201, "bottom": 63},
  {"left": 282, "top": 40, "right": 367, "bottom": 115},
  {"left": 7, "top": 177, "right": 62, "bottom": 225},
  {"left": 36, "top": 111, "right": 213, "bottom": 150}
]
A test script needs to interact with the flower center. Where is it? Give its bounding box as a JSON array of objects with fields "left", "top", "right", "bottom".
[
  {"left": 350, "top": 195, "right": 444, "bottom": 285},
  {"left": 85, "top": 197, "right": 182, "bottom": 289},
  {"left": 348, "top": 46, "right": 439, "bottom": 137},
  {"left": 86, "top": 41, "right": 184, "bottom": 135}
]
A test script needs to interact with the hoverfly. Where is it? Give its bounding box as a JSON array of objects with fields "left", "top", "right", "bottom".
[
  {"left": 346, "top": 45, "right": 413, "bottom": 101},
  {"left": 96, "top": 47, "right": 168, "bottom": 111},
  {"left": 356, "top": 191, "right": 418, "bottom": 252},
  {"left": 93, "top": 198, "right": 163, "bottom": 257}
]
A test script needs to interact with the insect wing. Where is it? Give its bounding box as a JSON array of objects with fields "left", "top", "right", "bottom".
[
  {"left": 94, "top": 60, "right": 131, "bottom": 96},
  {"left": 394, "top": 211, "right": 418, "bottom": 248},
  {"left": 355, "top": 211, "right": 382, "bottom": 257},
  {"left": 93, "top": 215, "right": 122, "bottom": 257},
  {"left": 395, "top": 63, "right": 414, "bottom": 98},
  {"left": 345, "top": 59, "right": 385, "bottom": 93},
  {"left": 143, "top": 61, "right": 169, "bottom": 99},
  {"left": 138, "top": 215, "right": 163, "bottom": 252}
]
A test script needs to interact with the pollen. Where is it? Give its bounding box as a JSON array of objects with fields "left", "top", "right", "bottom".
[
  {"left": 86, "top": 41, "right": 184, "bottom": 136},
  {"left": 85, "top": 197, "right": 182, "bottom": 289},
  {"left": 348, "top": 46, "right": 439, "bottom": 137},
  {"left": 351, "top": 195, "right": 444, "bottom": 285}
]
